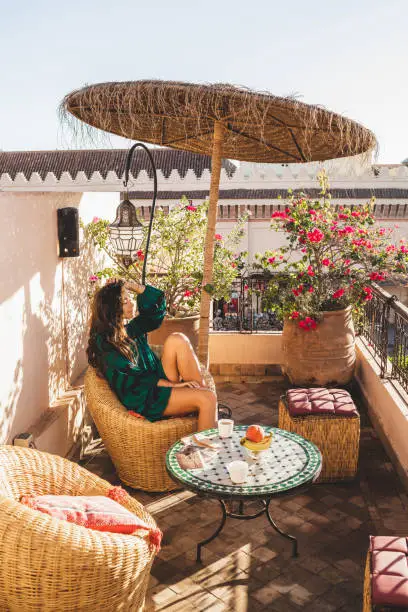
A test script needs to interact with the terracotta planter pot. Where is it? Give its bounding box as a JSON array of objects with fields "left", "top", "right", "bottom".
[
  {"left": 281, "top": 307, "right": 356, "bottom": 386},
  {"left": 148, "top": 314, "right": 200, "bottom": 352}
]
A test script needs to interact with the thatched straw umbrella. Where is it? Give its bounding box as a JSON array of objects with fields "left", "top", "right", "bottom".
[{"left": 60, "top": 80, "right": 376, "bottom": 365}]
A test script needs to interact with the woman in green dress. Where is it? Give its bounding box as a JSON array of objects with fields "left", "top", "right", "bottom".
[{"left": 87, "top": 278, "right": 217, "bottom": 431}]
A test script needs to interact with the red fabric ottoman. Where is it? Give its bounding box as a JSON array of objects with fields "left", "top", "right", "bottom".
[
  {"left": 364, "top": 536, "right": 408, "bottom": 610},
  {"left": 278, "top": 388, "right": 360, "bottom": 482}
]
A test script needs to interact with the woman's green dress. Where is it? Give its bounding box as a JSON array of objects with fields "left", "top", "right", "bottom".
[{"left": 96, "top": 285, "right": 172, "bottom": 422}]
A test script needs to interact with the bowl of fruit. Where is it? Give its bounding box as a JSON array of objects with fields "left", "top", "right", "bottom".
[{"left": 240, "top": 425, "right": 272, "bottom": 460}]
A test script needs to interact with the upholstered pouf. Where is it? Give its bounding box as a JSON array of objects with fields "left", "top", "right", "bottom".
[
  {"left": 278, "top": 388, "right": 360, "bottom": 482},
  {"left": 363, "top": 536, "right": 408, "bottom": 611}
]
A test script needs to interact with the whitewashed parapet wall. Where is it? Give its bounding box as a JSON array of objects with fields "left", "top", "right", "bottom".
[
  {"left": 2, "top": 160, "right": 408, "bottom": 265},
  {"left": 2, "top": 160, "right": 408, "bottom": 196}
]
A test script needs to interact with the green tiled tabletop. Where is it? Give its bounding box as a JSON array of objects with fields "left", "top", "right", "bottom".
[{"left": 166, "top": 425, "right": 322, "bottom": 498}]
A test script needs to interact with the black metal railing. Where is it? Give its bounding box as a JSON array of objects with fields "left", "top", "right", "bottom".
[
  {"left": 359, "top": 284, "right": 408, "bottom": 393},
  {"left": 211, "top": 275, "right": 282, "bottom": 333}
]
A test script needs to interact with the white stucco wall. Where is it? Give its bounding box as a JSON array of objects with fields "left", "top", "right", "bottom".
[{"left": 0, "top": 191, "right": 107, "bottom": 447}]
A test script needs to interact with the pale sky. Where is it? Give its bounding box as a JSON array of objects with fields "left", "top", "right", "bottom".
[{"left": 1, "top": 0, "right": 407, "bottom": 163}]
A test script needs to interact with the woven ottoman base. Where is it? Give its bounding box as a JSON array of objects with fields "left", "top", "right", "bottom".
[
  {"left": 363, "top": 548, "right": 372, "bottom": 612},
  {"left": 278, "top": 396, "right": 360, "bottom": 482}
]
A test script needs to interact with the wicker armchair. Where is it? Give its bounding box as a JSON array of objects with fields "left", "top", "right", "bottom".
[
  {"left": 0, "top": 445, "right": 158, "bottom": 612},
  {"left": 84, "top": 360, "right": 215, "bottom": 492}
]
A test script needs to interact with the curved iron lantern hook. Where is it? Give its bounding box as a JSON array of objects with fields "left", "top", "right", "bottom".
[{"left": 123, "top": 143, "right": 158, "bottom": 284}]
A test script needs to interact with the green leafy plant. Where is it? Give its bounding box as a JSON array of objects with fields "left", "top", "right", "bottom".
[
  {"left": 83, "top": 196, "right": 248, "bottom": 317},
  {"left": 254, "top": 171, "right": 408, "bottom": 331}
]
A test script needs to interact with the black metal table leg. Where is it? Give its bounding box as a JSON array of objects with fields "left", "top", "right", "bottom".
[
  {"left": 196, "top": 499, "right": 228, "bottom": 563},
  {"left": 265, "top": 500, "right": 298, "bottom": 557},
  {"left": 238, "top": 500, "right": 244, "bottom": 515}
]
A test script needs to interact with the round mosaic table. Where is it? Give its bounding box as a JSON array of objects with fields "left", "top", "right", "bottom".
[{"left": 166, "top": 425, "right": 322, "bottom": 562}]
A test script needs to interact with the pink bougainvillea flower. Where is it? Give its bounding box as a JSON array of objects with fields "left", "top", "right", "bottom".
[
  {"left": 333, "top": 288, "right": 345, "bottom": 299},
  {"left": 290, "top": 311, "right": 300, "bottom": 319},
  {"left": 183, "top": 290, "right": 193, "bottom": 298},
  {"left": 301, "top": 248, "right": 307, "bottom": 253},
  {"left": 92, "top": 217, "right": 100, "bottom": 223},
  {"left": 271, "top": 211, "right": 289, "bottom": 219},
  {"left": 298, "top": 317, "right": 317, "bottom": 331},
  {"left": 215, "top": 234, "right": 223, "bottom": 241},
  {"left": 351, "top": 211, "right": 361, "bottom": 218},
  {"left": 307, "top": 266, "right": 315, "bottom": 276},
  {"left": 267, "top": 256, "right": 275, "bottom": 264},
  {"left": 386, "top": 245, "right": 396, "bottom": 253},
  {"left": 401, "top": 245, "right": 408, "bottom": 254},
  {"left": 89, "top": 275, "right": 98, "bottom": 282},
  {"left": 344, "top": 259, "right": 351, "bottom": 266},
  {"left": 244, "top": 284, "right": 249, "bottom": 291},
  {"left": 137, "top": 250, "right": 145, "bottom": 261},
  {"left": 308, "top": 286, "right": 314, "bottom": 293},
  {"left": 370, "top": 272, "right": 386, "bottom": 281},
  {"left": 186, "top": 205, "right": 197, "bottom": 212},
  {"left": 309, "top": 209, "right": 317, "bottom": 216},
  {"left": 322, "top": 258, "right": 330, "bottom": 266},
  {"left": 362, "top": 287, "right": 373, "bottom": 301},
  {"left": 307, "top": 228, "right": 324, "bottom": 243},
  {"left": 231, "top": 262, "right": 237, "bottom": 268}
]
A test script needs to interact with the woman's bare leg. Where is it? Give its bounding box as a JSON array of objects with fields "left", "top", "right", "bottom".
[
  {"left": 161, "top": 333, "right": 206, "bottom": 386},
  {"left": 162, "top": 387, "right": 217, "bottom": 431}
]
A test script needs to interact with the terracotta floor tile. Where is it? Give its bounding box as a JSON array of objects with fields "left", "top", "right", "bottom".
[
  {"left": 74, "top": 381, "right": 408, "bottom": 612},
  {"left": 251, "top": 583, "right": 284, "bottom": 606}
]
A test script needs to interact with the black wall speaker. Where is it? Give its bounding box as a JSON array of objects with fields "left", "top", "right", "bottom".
[{"left": 57, "top": 207, "right": 80, "bottom": 257}]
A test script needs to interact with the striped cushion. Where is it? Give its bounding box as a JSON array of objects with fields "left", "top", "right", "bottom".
[{"left": 20, "top": 488, "right": 161, "bottom": 548}]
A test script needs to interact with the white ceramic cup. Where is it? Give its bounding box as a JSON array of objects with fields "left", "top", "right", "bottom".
[
  {"left": 227, "top": 460, "right": 249, "bottom": 484},
  {"left": 218, "top": 418, "right": 234, "bottom": 438}
]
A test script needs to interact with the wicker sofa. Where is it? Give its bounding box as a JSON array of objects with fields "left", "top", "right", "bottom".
[{"left": 0, "top": 445, "right": 158, "bottom": 612}]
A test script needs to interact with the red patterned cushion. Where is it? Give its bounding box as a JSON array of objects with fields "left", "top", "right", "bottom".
[
  {"left": 20, "top": 487, "right": 161, "bottom": 550},
  {"left": 370, "top": 536, "right": 408, "bottom": 607},
  {"left": 286, "top": 388, "right": 358, "bottom": 417}
]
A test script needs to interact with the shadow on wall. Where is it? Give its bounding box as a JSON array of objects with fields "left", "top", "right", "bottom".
[
  {"left": 0, "top": 283, "right": 52, "bottom": 443},
  {"left": 0, "top": 191, "right": 107, "bottom": 444},
  {"left": 64, "top": 230, "right": 105, "bottom": 384}
]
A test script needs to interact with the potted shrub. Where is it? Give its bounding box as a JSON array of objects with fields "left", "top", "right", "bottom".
[
  {"left": 84, "top": 197, "right": 248, "bottom": 350},
  {"left": 255, "top": 171, "right": 408, "bottom": 386}
]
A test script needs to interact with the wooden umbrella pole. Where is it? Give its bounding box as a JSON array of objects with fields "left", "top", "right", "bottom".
[{"left": 198, "top": 121, "right": 225, "bottom": 367}]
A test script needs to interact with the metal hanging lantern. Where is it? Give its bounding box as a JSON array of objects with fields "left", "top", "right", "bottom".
[
  {"left": 108, "top": 196, "right": 144, "bottom": 268},
  {"left": 107, "top": 143, "right": 158, "bottom": 281}
]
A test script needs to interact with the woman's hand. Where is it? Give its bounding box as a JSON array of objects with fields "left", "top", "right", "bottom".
[
  {"left": 105, "top": 277, "right": 121, "bottom": 286},
  {"left": 173, "top": 381, "right": 202, "bottom": 389},
  {"left": 125, "top": 280, "right": 145, "bottom": 295},
  {"left": 157, "top": 379, "right": 203, "bottom": 389},
  {"left": 104, "top": 278, "right": 145, "bottom": 294}
]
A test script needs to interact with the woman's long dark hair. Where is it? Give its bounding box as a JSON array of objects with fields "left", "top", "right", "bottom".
[{"left": 87, "top": 280, "right": 137, "bottom": 373}]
